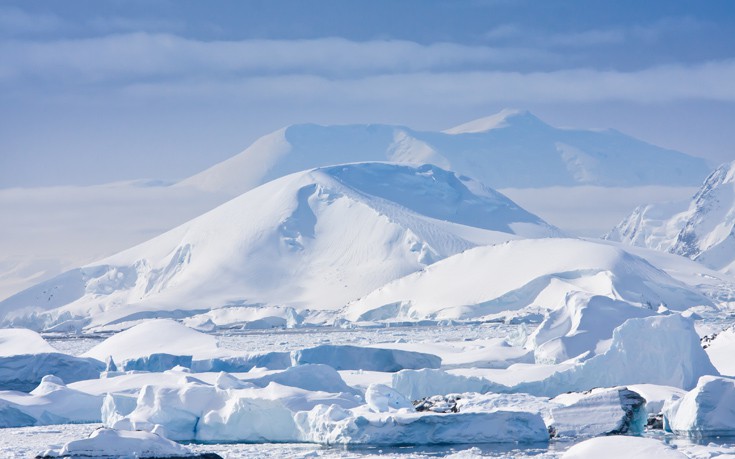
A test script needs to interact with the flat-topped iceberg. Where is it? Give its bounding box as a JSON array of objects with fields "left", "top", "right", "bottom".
[
  {"left": 295, "top": 404, "right": 549, "bottom": 445},
  {"left": 0, "top": 328, "right": 103, "bottom": 392}
]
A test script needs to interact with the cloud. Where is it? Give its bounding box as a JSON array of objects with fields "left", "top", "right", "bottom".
[
  {"left": 2, "top": 32, "right": 734, "bottom": 108},
  {"left": 486, "top": 16, "right": 708, "bottom": 48},
  {"left": 0, "top": 6, "right": 64, "bottom": 36},
  {"left": 115, "top": 60, "right": 735, "bottom": 105},
  {"left": 87, "top": 16, "right": 186, "bottom": 34},
  {"left": 0, "top": 33, "right": 560, "bottom": 84},
  {"left": 483, "top": 24, "right": 523, "bottom": 41}
]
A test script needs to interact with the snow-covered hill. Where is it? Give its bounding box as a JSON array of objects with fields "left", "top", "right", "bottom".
[
  {"left": 607, "top": 160, "right": 735, "bottom": 274},
  {"left": 343, "top": 238, "right": 711, "bottom": 324},
  {"left": 180, "top": 109, "right": 710, "bottom": 193},
  {"left": 0, "top": 163, "right": 558, "bottom": 331}
]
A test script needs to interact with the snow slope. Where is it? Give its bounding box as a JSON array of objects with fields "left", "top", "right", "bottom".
[
  {"left": 181, "top": 109, "right": 709, "bottom": 194},
  {"left": 608, "top": 160, "right": 735, "bottom": 274},
  {"left": 0, "top": 163, "right": 557, "bottom": 331},
  {"left": 344, "top": 238, "right": 710, "bottom": 323}
]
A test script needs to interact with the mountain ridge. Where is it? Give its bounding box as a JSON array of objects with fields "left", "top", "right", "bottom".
[{"left": 179, "top": 109, "right": 711, "bottom": 194}]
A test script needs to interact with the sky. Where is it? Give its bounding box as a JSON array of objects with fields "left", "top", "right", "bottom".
[{"left": 2, "top": 0, "right": 735, "bottom": 187}]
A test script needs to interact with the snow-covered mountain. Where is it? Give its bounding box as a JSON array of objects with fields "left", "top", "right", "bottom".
[
  {"left": 607, "top": 160, "right": 735, "bottom": 274},
  {"left": 342, "top": 238, "right": 711, "bottom": 324},
  {"left": 0, "top": 109, "right": 710, "bottom": 301},
  {"left": 180, "top": 109, "right": 710, "bottom": 193},
  {"left": 0, "top": 162, "right": 559, "bottom": 331}
]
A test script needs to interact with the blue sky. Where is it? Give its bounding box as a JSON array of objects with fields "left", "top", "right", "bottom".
[{"left": 1, "top": 0, "right": 735, "bottom": 186}]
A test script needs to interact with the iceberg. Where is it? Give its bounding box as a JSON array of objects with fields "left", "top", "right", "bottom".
[
  {"left": 36, "top": 428, "right": 218, "bottom": 459},
  {"left": 291, "top": 344, "right": 441, "bottom": 371},
  {"left": 295, "top": 403, "right": 549, "bottom": 445},
  {"left": 517, "top": 314, "right": 718, "bottom": 396},
  {"left": 528, "top": 293, "right": 655, "bottom": 364},
  {"left": 0, "top": 328, "right": 103, "bottom": 392},
  {"left": 396, "top": 314, "right": 717, "bottom": 399},
  {"left": 0, "top": 375, "right": 103, "bottom": 427},
  {"left": 549, "top": 387, "right": 646, "bottom": 437},
  {"left": 663, "top": 375, "right": 735, "bottom": 437}
]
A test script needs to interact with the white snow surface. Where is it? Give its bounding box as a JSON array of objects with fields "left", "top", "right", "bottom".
[
  {"left": 82, "top": 319, "right": 221, "bottom": 363},
  {"left": 705, "top": 327, "right": 735, "bottom": 377},
  {"left": 562, "top": 436, "right": 688, "bottom": 459},
  {"left": 0, "top": 328, "right": 57, "bottom": 356},
  {"left": 0, "top": 162, "right": 558, "bottom": 332},
  {"left": 345, "top": 238, "right": 709, "bottom": 323}
]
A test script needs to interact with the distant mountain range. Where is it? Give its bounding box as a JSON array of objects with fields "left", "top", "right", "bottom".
[
  {"left": 180, "top": 108, "right": 711, "bottom": 193},
  {"left": 607, "top": 160, "right": 735, "bottom": 274}
]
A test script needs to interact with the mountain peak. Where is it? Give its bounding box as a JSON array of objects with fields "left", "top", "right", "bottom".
[
  {"left": 707, "top": 159, "right": 735, "bottom": 186},
  {"left": 443, "top": 109, "right": 546, "bottom": 134}
]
